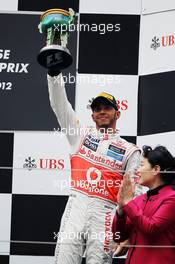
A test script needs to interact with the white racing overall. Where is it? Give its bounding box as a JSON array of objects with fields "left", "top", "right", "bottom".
[{"left": 47, "top": 74, "right": 141, "bottom": 264}]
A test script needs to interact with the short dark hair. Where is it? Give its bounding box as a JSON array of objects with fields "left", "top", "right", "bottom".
[{"left": 142, "top": 145, "right": 175, "bottom": 187}]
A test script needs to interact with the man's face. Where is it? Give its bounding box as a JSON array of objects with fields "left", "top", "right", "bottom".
[{"left": 91, "top": 102, "right": 120, "bottom": 130}]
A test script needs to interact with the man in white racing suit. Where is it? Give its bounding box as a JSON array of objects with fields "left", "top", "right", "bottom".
[{"left": 47, "top": 72, "right": 141, "bottom": 264}]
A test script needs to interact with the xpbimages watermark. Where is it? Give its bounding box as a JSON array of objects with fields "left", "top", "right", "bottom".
[
  {"left": 53, "top": 73, "right": 121, "bottom": 86},
  {"left": 53, "top": 22, "right": 121, "bottom": 35},
  {"left": 53, "top": 126, "right": 116, "bottom": 137},
  {"left": 53, "top": 178, "right": 122, "bottom": 192},
  {"left": 53, "top": 230, "right": 121, "bottom": 241}
]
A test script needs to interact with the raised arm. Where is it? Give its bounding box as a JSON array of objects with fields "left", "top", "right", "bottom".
[{"left": 47, "top": 73, "right": 80, "bottom": 146}]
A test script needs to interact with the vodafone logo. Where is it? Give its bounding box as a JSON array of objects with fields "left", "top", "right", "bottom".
[{"left": 86, "top": 167, "right": 102, "bottom": 185}]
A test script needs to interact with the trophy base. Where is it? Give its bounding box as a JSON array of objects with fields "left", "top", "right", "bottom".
[{"left": 37, "top": 45, "right": 73, "bottom": 70}]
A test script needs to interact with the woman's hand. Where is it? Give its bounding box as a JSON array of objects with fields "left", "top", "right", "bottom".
[
  {"left": 117, "top": 173, "right": 135, "bottom": 207},
  {"left": 113, "top": 239, "right": 130, "bottom": 257}
]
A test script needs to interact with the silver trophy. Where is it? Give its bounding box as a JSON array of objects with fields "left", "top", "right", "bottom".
[{"left": 37, "top": 8, "right": 76, "bottom": 71}]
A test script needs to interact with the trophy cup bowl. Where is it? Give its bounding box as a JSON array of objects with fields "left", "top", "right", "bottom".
[{"left": 37, "top": 8, "right": 75, "bottom": 71}]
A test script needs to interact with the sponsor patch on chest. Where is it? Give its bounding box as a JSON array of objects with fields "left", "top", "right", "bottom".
[
  {"left": 107, "top": 144, "right": 126, "bottom": 161},
  {"left": 108, "top": 144, "right": 126, "bottom": 155},
  {"left": 83, "top": 138, "right": 98, "bottom": 151}
]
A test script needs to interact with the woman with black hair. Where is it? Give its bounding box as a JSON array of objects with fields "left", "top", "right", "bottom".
[{"left": 112, "top": 145, "right": 175, "bottom": 264}]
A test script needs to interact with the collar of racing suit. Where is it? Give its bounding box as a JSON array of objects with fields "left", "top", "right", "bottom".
[{"left": 89, "top": 127, "right": 120, "bottom": 140}]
